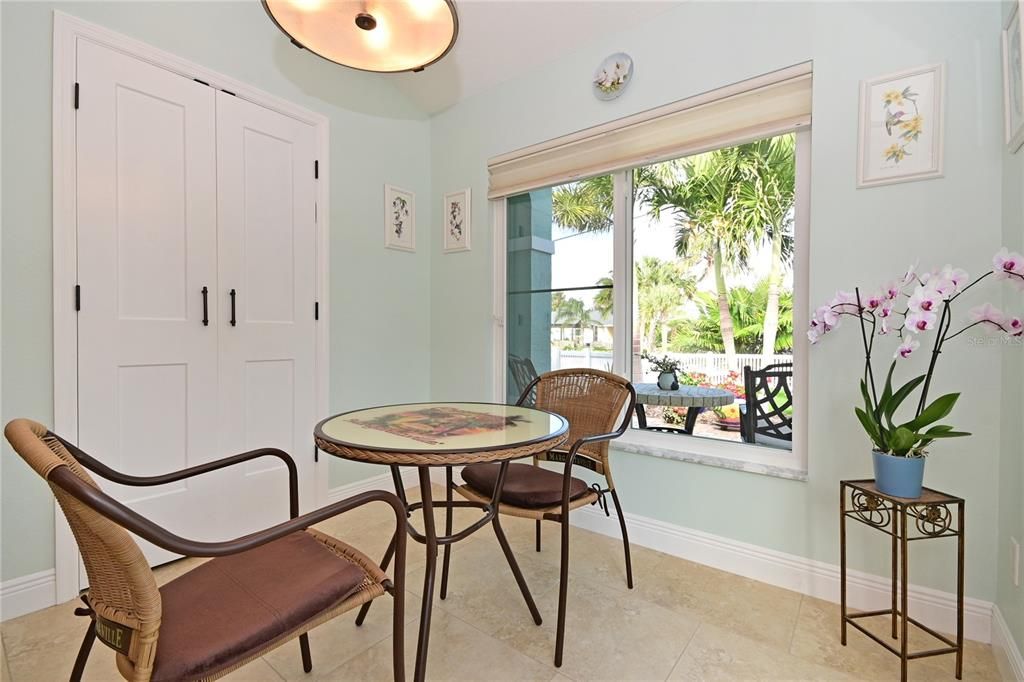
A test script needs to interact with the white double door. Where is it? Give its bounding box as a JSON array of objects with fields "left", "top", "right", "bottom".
[{"left": 75, "top": 39, "right": 319, "bottom": 570}]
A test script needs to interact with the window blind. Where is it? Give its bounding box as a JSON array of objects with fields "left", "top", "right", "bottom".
[{"left": 487, "top": 62, "right": 812, "bottom": 199}]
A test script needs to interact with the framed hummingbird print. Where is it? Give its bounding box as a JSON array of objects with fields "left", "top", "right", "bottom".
[{"left": 857, "top": 63, "right": 945, "bottom": 188}]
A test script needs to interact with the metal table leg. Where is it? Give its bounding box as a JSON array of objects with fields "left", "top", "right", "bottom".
[{"left": 413, "top": 466, "right": 438, "bottom": 682}]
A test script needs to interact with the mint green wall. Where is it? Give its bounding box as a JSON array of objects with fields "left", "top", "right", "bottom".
[
  {"left": 428, "top": 1, "right": 1008, "bottom": 601},
  {"left": 0, "top": 2, "right": 432, "bottom": 582},
  {"left": 997, "top": 1, "right": 1024, "bottom": 654}
]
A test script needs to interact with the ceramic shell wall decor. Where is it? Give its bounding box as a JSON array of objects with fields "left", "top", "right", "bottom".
[{"left": 593, "top": 52, "right": 633, "bottom": 101}]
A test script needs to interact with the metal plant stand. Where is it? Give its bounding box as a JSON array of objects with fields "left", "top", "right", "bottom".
[{"left": 839, "top": 479, "right": 965, "bottom": 682}]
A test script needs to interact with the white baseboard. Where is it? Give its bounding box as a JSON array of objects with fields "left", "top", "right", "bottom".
[
  {"left": 993, "top": 604, "right": 1024, "bottom": 681},
  {"left": 0, "top": 569, "right": 56, "bottom": 622},
  {"left": 331, "top": 468, "right": 995, "bottom": 643},
  {"left": 570, "top": 504, "right": 995, "bottom": 644}
]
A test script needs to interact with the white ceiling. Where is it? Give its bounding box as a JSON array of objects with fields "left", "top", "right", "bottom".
[{"left": 390, "top": 1, "right": 678, "bottom": 114}]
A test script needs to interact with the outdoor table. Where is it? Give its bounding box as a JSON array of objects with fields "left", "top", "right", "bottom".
[
  {"left": 632, "top": 383, "right": 737, "bottom": 434},
  {"left": 314, "top": 402, "right": 569, "bottom": 682}
]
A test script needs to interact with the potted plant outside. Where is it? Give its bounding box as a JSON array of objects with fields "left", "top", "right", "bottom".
[
  {"left": 643, "top": 353, "right": 681, "bottom": 390},
  {"left": 809, "top": 249, "right": 1024, "bottom": 498}
]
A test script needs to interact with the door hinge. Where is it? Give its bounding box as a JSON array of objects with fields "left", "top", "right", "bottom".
[
  {"left": 314, "top": 301, "right": 319, "bottom": 320},
  {"left": 313, "top": 445, "right": 319, "bottom": 463},
  {"left": 73, "top": 83, "right": 79, "bottom": 110},
  {"left": 314, "top": 160, "right": 319, "bottom": 179},
  {"left": 221, "top": 89, "right": 236, "bottom": 97},
  {"left": 193, "top": 78, "right": 210, "bottom": 87},
  {"left": 75, "top": 285, "right": 81, "bottom": 311}
]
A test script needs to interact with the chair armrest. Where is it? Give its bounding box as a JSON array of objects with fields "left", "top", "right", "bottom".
[
  {"left": 52, "top": 434, "right": 300, "bottom": 517},
  {"left": 49, "top": 465, "right": 406, "bottom": 561}
]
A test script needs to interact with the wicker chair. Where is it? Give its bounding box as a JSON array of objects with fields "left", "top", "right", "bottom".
[
  {"left": 445, "top": 369, "right": 636, "bottom": 667},
  {"left": 4, "top": 419, "right": 406, "bottom": 682}
]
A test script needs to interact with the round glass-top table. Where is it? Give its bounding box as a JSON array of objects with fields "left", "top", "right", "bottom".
[{"left": 314, "top": 402, "right": 568, "bottom": 682}]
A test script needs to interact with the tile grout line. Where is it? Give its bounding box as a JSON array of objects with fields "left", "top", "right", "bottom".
[
  {"left": 662, "top": 620, "right": 702, "bottom": 681},
  {"left": 787, "top": 593, "right": 804, "bottom": 654}
]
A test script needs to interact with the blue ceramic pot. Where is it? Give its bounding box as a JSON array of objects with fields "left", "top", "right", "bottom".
[{"left": 872, "top": 451, "right": 925, "bottom": 499}]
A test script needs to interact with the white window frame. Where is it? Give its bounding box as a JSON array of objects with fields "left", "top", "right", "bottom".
[{"left": 492, "top": 129, "right": 811, "bottom": 479}]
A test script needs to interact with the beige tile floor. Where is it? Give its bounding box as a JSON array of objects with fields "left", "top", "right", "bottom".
[{"left": 0, "top": 485, "right": 1003, "bottom": 681}]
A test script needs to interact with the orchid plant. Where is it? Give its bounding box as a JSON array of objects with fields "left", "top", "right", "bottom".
[{"left": 809, "top": 248, "right": 1024, "bottom": 457}]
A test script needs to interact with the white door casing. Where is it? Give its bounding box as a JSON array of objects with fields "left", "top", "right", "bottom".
[{"left": 52, "top": 12, "right": 330, "bottom": 602}]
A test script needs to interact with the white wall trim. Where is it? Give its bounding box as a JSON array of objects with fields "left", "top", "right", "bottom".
[
  {"left": 51, "top": 10, "right": 331, "bottom": 604},
  {"left": 570, "top": 503, "right": 995, "bottom": 643},
  {"left": 993, "top": 604, "right": 1024, "bottom": 681},
  {"left": 0, "top": 570, "right": 56, "bottom": 622}
]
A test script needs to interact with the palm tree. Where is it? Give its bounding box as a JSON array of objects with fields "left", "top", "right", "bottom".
[
  {"left": 634, "top": 257, "right": 695, "bottom": 352},
  {"left": 552, "top": 177, "right": 613, "bottom": 233},
  {"left": 593, "top": 276, "right": 614, "bottom": 321},
  {"left": 672, "top": 279, "right": 794, "bottom": 354},
  {"left": 734, "top": 135, "right": 796, "bottom": 357},
  {"left": 554, "top": 296, "right": 593, "bottom": 343},
  {"left": 646, "top": 148, "right": 756, "bottom": 360}
]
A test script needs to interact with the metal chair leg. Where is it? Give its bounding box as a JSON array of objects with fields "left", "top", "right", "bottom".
[
  {"left": 610, "top": 488, "right": 634, "bottom": 589},
  {"left": 554, "top": 513, "right": 570, "bottom": 667},
  {"left": 535, "top": 520, "right": 542, "bottom": 552},
  {"left": 298, "top": 633, "right": 313, "bottom": 673},
  {"left": 440, "top": 466, "right": 453, "bottom": 600},
  {"left": 69, "top": 622, "right": 96, "bottom": 682}
]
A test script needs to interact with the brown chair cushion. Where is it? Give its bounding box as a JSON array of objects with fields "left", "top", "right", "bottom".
[
  {"left": 461, "top": 461, "right": 590, "bottom": 508},
  {"left": 152, "top": 531, "right": 367, "bottom": 681}
]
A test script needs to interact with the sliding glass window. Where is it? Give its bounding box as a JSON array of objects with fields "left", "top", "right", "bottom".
[{"left": 505, "top": 177, "right": 615, "bottom": 403}]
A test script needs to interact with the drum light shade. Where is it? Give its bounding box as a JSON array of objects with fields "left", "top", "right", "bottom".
[{"left": 262, "top": 0, "right": 459, "bottom": 73}]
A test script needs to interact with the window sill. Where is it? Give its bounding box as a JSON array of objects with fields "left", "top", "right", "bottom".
[{"left": 613, "top": 429, "right": 808, "bottom": 482}]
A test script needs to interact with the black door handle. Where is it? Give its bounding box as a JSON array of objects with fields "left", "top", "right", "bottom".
[
  {"left": 201, "top": 287, "right": 209, "bottom": 326},
  {"left": 229, "top": 289, "right": 236, "bottom": 326}
]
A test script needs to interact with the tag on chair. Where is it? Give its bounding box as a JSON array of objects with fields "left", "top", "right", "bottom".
[{"left": 94, "top": 614, "right": 133, "bottom": 655}]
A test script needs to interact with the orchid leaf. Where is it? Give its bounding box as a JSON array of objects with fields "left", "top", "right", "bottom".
[
  {"left": 889, "top": 426, "right": 918, "bottom": 456},
  {"left": 901, "top": 393, "right": 960, "bottom": 432},
  {"left": 884, "top": 374, "right": 926, "bottom": 431},
  {"left": 854, "top": 407, "right": 884, "bottom": 450},
  {"left": 877, "top": 360, "right": 897, "bottom": 420}
]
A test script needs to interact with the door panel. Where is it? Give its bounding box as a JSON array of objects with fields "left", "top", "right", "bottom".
[
  {"left": 75, "top": 39, "right": 319, "bottom": 582},
  {"left": 76, "top": 39, "right": 219, "bottom": 570},
  {"left": 216, "top": 91, "right": 318, "bottom": 521}
]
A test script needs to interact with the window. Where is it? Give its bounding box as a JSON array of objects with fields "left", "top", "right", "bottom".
[{"left": 493, "top": 67, "right": 811, "bottom": 477}]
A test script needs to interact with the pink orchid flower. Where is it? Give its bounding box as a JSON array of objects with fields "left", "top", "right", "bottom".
[
  {"left": 905, "top": 310, "right": 937, "bottom": 333},
  {"left": 993, "top": 248, "right": 1024, "bottom": 279},
  {"left": 884, "top": 280, "right": 904, "bottom": 300},
  {"left": 969, "top": 303, "right": 1005, "bottom": 331},
  {"left": 864, "top": 291, "right": 886, "bottom": 310},
  {"left": 1008, "top": 317, "right": 1023, "bottom": 336},
  {"left": 940, "top": 265, "right": 970, "bottom": 290},
  {"left": 878, "top": 299, "right": 895, "bottom": 318},
  {"left": 895, "top": 337, "right": 919, "bottom": 359},
  {"left": 830, "top": 290, "right": 860, "bottom": 314},
  {"left": 816, "top": 305, "right": 839, "bottom": 327},
  {"left": 907, "top": 285, "right": 941, "bottom": 313}
]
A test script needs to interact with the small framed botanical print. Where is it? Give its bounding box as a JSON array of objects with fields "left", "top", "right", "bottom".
[
  {"left": 442, "top": 188, "right": 471, "bottom": 253},
  {"left": 1003, "top": 1, "right": 1024, "bottom": 152},
  {"left": 857, "top": 63, "right": 945, "bottom": 188},
  {"left": 384, "top": 184, "right": 415, "bottom": 252}
]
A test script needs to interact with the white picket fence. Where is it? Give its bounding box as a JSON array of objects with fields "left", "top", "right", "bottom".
[{"left": 551, "top": 349, "right": 791, "bottom": 381}]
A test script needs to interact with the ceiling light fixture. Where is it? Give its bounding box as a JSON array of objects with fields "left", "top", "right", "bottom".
[{"left": 262, "top": 0, "right": 459, "bottom": 73}]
